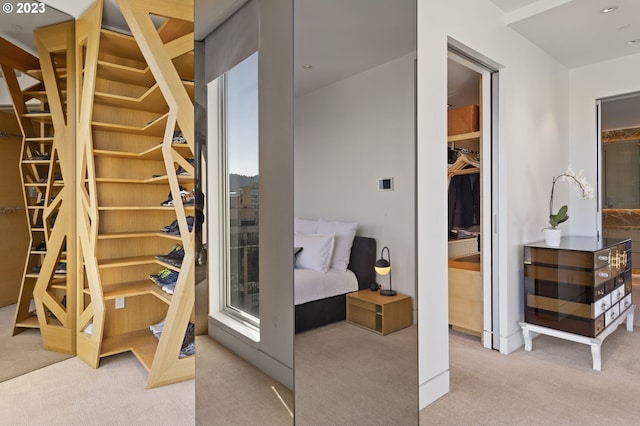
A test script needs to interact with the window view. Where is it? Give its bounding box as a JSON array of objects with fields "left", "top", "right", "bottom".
[{"left": 223, "top": 52, "right": 260, "bottom": 322}]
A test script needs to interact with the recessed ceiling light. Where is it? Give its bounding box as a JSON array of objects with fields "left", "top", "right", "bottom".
[
  {"left": 601, "top": 6, "right": 618, "bottom": 13},
  {"left": 302, "top": 64, "right": 313, "bottom": 69}
]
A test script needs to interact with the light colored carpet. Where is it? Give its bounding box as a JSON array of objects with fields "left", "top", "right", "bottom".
[
  {"left": 196, "top": 335, "right": 294, "bottom": 425},
  {"left": 0, "top": 304, "right": 71, "bottom": 382},
  {"left": 421, "top": 326, "right": 640, "bottom": 425},
  {"left": 295, "top": 321, "right": 418, "bottom": 425},
  {"left": 0, "top": 351, "right": 194, "bottom": 425}
]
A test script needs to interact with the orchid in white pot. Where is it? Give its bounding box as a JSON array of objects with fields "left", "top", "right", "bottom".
[{"left": 545, "top": 166, "right": 593, "bottom": 246}]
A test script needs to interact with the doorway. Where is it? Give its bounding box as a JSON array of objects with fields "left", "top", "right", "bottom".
[{"left": 447, "top": 47, "right": 499, "bottom": 350}]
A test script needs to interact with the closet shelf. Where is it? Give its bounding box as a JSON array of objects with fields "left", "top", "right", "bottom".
[
  {"left": 98, "top": 255, "right": 159, "bottom": 269},
  {"left": 94, "top": 84, "right": 168, "bottom": 113},
  {"left": 98, "top": 206, "right": 194, "bottom": 211},
  {"left": 25, "top": 137, "right": 54, "bottom": 142},
  {"left": 100, "top": 29, "right": 145, "bottom": 62},
  {"left": 100, "top": 329, "right": 158, "bottom": 372},
  {"left": 98, "top": 231, "right": 181, "bottom": 240},
  {"left": 97, "top": 280, "right": 172, "bottom": 304},
  {"left": 96, "top": 60, "right": 155, "bottom": 86},
  {"left": 91, "top": 113, "right": 168, "bottom": 137},
  {"left": 94, "top": 143, "right": 192, "bottom": 161},
  {"left": 448, "top": 131, "right": 480, "bottom": 143},
  {"left": 95, "top": 175, "right": 193, "bottom": 185},
  {"left": 15, "top": 315, "right": 40, "bottom": 329}
]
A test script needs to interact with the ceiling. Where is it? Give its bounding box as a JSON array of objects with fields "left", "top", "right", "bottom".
[{"left": 490, "top": 0, "right": 640, "bottom": 69}]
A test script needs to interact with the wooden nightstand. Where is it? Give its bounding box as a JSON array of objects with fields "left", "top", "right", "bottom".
[{"left": 346, "top": 290, "right": 412, "bottom": 335}]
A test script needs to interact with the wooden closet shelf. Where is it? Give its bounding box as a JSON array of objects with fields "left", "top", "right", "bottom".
[
  {"left": 95, "top": 176, "right": 193, "bottom": 185},
  {"left": 91, "top": 113, "right": 168, "bottom": 137},
  {"left": 94, "top": 84, "right": 168, "bottom": 113},
  {"left": 23, "top": 113, "right": 53, "bottom": 124},
  {"left": 94, "top": 143, "right": 191, "bottom": 160},
  {"left": 22, "top": 160, "right": 52, "bottom": 165},
  {"left": 100, "top": 29, "right": 145, "bottom": 61},
  {"left": 447, "top": 131, "right": 480, "bottom": 143},
  {"left": 25, "top": 273, "right": 67, "bottom": 279},
  {"left": 96, "top": 60, "right": 155, "bottom": 86},
  {"left": 15, "top": 315, "right": 40, "bottom": 329},
  {"left": 98, "top": 280, "right": 172, "bottom": 304},
  {"left": 24, "top": 90, "right": 67, "bottom": 102},
  {"left": 26, "top": 69, "right": 68, "bottom": 81},
  {"left": 25, "top": 137, "right": 54, "bottom": 142},
  {"left": 98, "top": 206, "right": 194, "bottom": 211},
  {"left": 100, "top": 329, "right": 158, "bottom": 372},
  {"left": 98, "top": 231, "right": 177, "bottom": 240},
  {"left": 98, "top": 255, "right": 160, "bottom": 269}
]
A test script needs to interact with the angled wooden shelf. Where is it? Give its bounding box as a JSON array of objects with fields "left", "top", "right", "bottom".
[
  {"left": 97, "top": 255, "right": 159, "bottom": 269},
  {"left": 91, "top": 112, "right": 168, "bottom": 137},
  {"left": 94, "top": 143, "right": 192, "bottom": 160}
]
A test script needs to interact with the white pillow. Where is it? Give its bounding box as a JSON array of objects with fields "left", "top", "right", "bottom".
[
  {"left": 317, "top": 219, "right": 357, "bottom": 272},
  {"left": 294, "top": 232, "right": 335, "bottom": 273},
  {"left": 294, "top": 217, "right": 319, "bottom": 234}
]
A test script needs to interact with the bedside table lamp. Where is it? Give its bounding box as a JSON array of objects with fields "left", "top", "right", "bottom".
[{"left": 375, "top": 246, "right": 396, "bottom": 296}]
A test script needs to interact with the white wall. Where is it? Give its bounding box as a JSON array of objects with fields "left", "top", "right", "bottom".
[
  {"left": 294, "top": 52, "right": 416, "bottom": 309},
  {"left": 568, "top": 53, "right": 640, "bottom": 235},
  {"left": 418, "top": 0, "right": 570, "bottom": 408}
]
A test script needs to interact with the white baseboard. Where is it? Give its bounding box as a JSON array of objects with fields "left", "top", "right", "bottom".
[{"left": 419, "top": 369, "right": 450, "bottom": 410}]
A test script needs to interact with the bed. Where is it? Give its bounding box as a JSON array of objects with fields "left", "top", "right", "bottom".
[
  {"left": 448, "top": 252, "right": 483, "bottom": 337},
  {"left": 295, "top": 236, "right": 376, "bottom": 333}
]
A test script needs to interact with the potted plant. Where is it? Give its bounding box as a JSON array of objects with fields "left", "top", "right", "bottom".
[{"left": 545, "top": 166, "right": 593, "bottom": 246}]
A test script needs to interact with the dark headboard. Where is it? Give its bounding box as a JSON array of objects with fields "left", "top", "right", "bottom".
[{"left": 347, "top": 236, "right": 376, "bottom": 290}]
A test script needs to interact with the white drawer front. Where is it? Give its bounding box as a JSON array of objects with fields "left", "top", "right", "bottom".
[
  {"left": 605, "top": 303, "right": 620, "bottom": 328},
  {"left": 594, "top": 293, "right": 612, "bottom": 318},
  {"left": 612, "top": 285, "right": 626, "bottom": 304},
  {"left": 620, "top": 293, "right": 633, "bottom": 313}
]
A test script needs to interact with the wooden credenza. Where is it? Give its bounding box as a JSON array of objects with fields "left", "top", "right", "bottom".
[{"left": 524, "top": 237, "right": 632, "bottom": 337}]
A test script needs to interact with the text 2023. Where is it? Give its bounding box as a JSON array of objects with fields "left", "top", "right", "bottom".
[{"left": 17, "top": 2, "right": 46, "bottom": 13}]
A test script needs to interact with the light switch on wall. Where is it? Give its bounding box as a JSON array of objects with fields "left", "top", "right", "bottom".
[{"left": 377, "top": 177, "right": 394, "bottom": 191}]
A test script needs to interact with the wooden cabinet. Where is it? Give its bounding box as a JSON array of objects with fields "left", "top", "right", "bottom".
[
  {"left": 4, "top": 20, "right": 77, "bottom": 354},
  {"left": 1, "top": 0, "right": 193, "bottom": 388},
  {"left": 524, "top": 237, "right": 632, "bottom": 337},
  {"left": 74, "top": 0, "right": 195, "bottom": 388},
  {"left": 347, "top": 290, "right": 412, "bottom": 335}
]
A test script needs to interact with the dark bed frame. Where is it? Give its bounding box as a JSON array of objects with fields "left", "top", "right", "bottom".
[{"left": 295, "top": 236, "right": 376, "bottom": 333}]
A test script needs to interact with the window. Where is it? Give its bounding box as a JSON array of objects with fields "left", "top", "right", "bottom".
[{"left": 220, "top": 53, "right": 260, "bottom": 325}]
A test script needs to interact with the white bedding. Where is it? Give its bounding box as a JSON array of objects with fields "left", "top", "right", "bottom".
[{"left": 294, "top": 268, "right": 358, "bottom": 305}]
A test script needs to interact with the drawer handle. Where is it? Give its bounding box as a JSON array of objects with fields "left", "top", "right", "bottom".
[
  {"left": 598, "top": 272, "right": 609, "bottom": 278},
  {"left": 596, "top": 289, "right": 604, "bottom": 296},
  {"left": 601, "top": 302, "right": 607, "bottom": 310},
  {"left": 611, "top": 311, "right": 616, "bottom": 319},
  {"left": 597, "top": 255, "right": 609, "bottom": 262},
  {"left": 625, "top": 300, "right": 630, "bottom": 308}
]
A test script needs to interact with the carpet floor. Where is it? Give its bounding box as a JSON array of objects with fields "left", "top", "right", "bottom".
[
  {"left": 421, "top": 326, "right": 640, "bottom": 425},
  {"left": 0, "top": 304, "right": 71, "bottom": 382}
]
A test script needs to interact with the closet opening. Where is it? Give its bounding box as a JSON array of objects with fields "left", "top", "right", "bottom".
[{"left": 447, "top": 45, "right": 499, "bottom": 350}]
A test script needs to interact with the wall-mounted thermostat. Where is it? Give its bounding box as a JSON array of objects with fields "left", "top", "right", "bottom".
[{"left": 377, "top": 177, "right": 394, "bottom": 191}]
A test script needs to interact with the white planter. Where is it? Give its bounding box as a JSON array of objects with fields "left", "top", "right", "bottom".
[{"left": 544, "top": 228, "right": 562, "bottom": 247}]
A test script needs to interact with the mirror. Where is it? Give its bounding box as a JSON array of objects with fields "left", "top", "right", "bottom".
[
  {"left": 293, "top": 0, "right": 418, "bottom": 423},
  {"left": 195, "top": 0, "right": 295, "bottom": 423},
  {"left": 600, "top": 93, "right": 640, "bottom": 265},
  {"left": 0, "top": 3, "right": 75, "bottom": 382}
]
